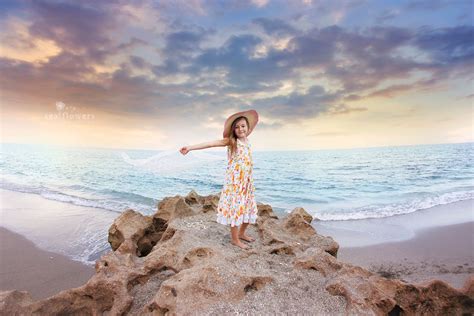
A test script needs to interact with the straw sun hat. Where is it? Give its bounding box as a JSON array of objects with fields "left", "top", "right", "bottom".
[{"left": 222, "top": 109, "right": 259, "bottom": 138}]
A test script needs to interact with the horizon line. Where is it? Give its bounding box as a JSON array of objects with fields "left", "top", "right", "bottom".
[{"left": 1, "top": 140, "right": 472, "bottom": 153}]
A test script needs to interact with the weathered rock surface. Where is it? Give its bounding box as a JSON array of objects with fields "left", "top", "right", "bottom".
[{"left": 1, "top": 190, "right": 473, "bottom": 315}]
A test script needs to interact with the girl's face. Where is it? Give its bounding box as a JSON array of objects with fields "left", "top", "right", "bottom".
[{"left": 234, "top": 118, "right": 248, "bottom": 138}]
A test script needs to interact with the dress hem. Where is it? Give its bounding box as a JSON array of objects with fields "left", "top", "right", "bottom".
[{"left": 216, "top": 213, "right": 258, "bottom": 227}]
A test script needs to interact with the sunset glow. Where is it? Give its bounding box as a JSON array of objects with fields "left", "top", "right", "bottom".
[{"left": 1, "top": 0, "right": 472, "bottom": 150}]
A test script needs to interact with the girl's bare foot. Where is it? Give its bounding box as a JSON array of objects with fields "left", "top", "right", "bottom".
[
  {"left": 231, "top": 240, "right": 250, "bottom": 249},
  {"left": 239, "top": 234, "right": 255, "bottom": 242}
]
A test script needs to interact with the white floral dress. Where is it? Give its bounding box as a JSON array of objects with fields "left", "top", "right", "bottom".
[{"left": 216, "top": 138, "right": 258, "bottom": 227}]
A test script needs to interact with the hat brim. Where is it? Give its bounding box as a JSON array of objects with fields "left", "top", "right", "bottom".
[{"left": 223, "top": 109, "right": 259, "bottom": 138}]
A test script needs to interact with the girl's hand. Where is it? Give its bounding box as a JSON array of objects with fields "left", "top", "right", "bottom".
[{"left": 180, "top": 146, "right": 190, "bottom": 155}]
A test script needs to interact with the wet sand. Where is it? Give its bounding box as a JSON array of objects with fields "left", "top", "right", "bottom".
[
  {"left": 0, "top": 227, "right": 95, "bottom": 300},
  {"left": 337, "top": 221, "right": 474, "bottom": 289}
]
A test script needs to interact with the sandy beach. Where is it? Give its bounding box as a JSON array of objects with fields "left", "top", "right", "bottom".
[
  {"left": 314, "top": 199, "right": 474, "bottom": 289},
  {"left": 0, "top": 227, "right": 95, "bottom": 300},
  {"left": 0, "top": 189, "right": 116, "bottom": 265},
  {"left": 0, "top": 189, "right": 115, "bottom": 300},
  {"left": 338, "top": 221, "right": 474, "bottom": 289}
]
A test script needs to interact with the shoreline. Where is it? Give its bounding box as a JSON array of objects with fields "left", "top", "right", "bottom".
[
  {"left": 337, "top": 221, "right": 474, "bottom": 289},
  {"left": 0, "top": 227, "right": 95, "bottom": 300},
  {"left": 0, "top": 188, "right": 116, "bottom": 266},
  {"left": 0, "top": 188, "right": 472, "bottom": 299},
  {"left": 313, "top": 198, "right": 473, "bottom": 247},
  {"left": 313, "top": 199, "right": 473, "bottom": 289}
]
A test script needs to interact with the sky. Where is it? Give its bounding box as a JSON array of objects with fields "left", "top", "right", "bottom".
[{"left": 0, "top": 0, "right": 473, "bottom": 151}]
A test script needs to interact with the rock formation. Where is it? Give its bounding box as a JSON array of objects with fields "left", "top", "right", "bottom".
[{"left": 1, "top": 190, "right": 473, "bottom": 315}]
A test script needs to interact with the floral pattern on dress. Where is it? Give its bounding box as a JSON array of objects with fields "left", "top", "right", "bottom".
[{"left": 216, "top": 138, "right": 258, "bottom": 227}]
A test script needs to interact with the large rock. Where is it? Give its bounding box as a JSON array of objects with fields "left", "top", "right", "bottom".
[
  {"left": 156, "top": 190, "right": 219, "bottom": 222},
  {"left": 1, "top": 190, "right": 472, "bottom": 315},
  {"left": 256, "top": 203, "right": 278, "bottom": 219},
  {"left": 0, "top": 291, "right": 33, "bottom": 315},
  {"left": 144, "top": 265, "right": 273, "bottom": 315},
  {"left": 462, "top": 275, "right": 474, "bottom": 298},
  {"left": 155, "top": 195, "right": 194, "bottom": 222},
  {"left": 108, "top": 209, "right": 164, "bottom": 257},
  {"left": 283, "top": 207, "right": 317, "bottom": 240},
  {"left": 294, "top": 247, "right": 343, "bottom": 276},
  {"left": 326, "top": 265, "right": 474, "bottom": 315}
]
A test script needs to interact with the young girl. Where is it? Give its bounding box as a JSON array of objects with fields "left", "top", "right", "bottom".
[{"left": 179, "top": 109, "right": 259, "bottom": 250}]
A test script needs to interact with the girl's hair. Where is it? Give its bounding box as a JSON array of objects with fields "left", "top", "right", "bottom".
[{"left": 228, "top": 116, "right": 249, "bottom": 157}]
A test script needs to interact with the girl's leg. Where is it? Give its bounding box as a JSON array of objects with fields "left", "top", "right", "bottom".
[
  {"left": 230, "top": 226, "right": 249, "bottom": 249},
  {"left": 238, "top": 223, "right": 255, "bottom": 242}
]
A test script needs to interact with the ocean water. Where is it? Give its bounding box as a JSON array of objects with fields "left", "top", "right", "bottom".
[
  {"left": 1, "top": 142, "right": 473, "bottom": 264},
  {"left": 1, "top": 142, "right": 473, "bottom": 220}
]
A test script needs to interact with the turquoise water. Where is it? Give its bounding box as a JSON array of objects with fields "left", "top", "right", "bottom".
[{"left": 1, "top": 142, "right": 473, "bottom": 220}]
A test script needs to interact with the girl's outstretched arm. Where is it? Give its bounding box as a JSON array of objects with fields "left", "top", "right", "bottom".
[{"left": 180, "top": 138, "right": 229, "bottom": 155}]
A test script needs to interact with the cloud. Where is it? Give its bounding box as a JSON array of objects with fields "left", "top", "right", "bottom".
[
  {"left": 164, "top": 29, "right": 210, "bottom": 56},
  {"left": 151, "top": 24, "right": 215, "bottom": 76},
  {"left": 250, "top": 0, "right": 269, "bottom": 8},
  {"left": 405, "top": 0, "right": 457, "bottom": 11},
  {"left": 256, "top": 121, "right": 284, "bottom": 130},
  {"left": 155, "top": 0, "right": 210, "bottom": 16},
  {"left": 193, "top": 34, "right": 292, "bottom": 92},
  {"left": 375, "top": 9, "right": 401, "bottom": 24},
  {"left": 1, "top": 0, "right": 472, "bottom": 132},
  {"left": 0, "top": 54, "right": 164, "bottom": 119},
  {"left": 116, "top": 37, "right": 149, "bottom": 51},
  {"left": 251, "top": 85, "right": 344, "bottom": 120},
  {"left": 364, "top": 78, "right": 439, "bottom": 99},
  {"left": 327, "top": 104, "right": 368, "bottom": 115},
  {"left": 28, "top": 0, "right": 117, "bottom": 62},
  {"left": 414, "top": 25, "right": 474, "bottom": 64},
  {"left": 321, "top": 25, "right": 472, "bottom": 94},
  {"left": 0, "top": 16, "right": 62, "bottom": 63},
  {"left": 252, "top": 17, "right": 298, "bottom": 36},
  {"left": 129, "top": 55, "right": 148, "bottom": 69}
]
